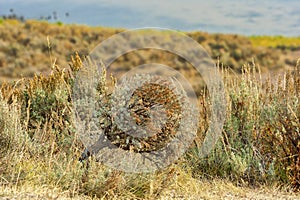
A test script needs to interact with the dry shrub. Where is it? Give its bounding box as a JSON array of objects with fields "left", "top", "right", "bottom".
[
  {"left": 187, "top": 60, "right": 299, "bottom": 190},
  {"left": 258, "top": 59, "right": 300, "bottom": 190},
  {"left": 1, "top": 50, "right": 299, "bottom": 198}
]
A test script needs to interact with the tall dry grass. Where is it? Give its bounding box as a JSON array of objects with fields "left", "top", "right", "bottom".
[{"left": 0, "top": 53, "right": 299, "bottom": 199}]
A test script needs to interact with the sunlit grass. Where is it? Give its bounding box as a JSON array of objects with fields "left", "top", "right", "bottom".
[{"left": 249, "top": 35, "right": 300, "bottom": 49}]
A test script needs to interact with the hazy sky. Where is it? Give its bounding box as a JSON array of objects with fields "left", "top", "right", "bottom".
[{"left": 1, "top": 0, "right": 300, "bottom": 36}]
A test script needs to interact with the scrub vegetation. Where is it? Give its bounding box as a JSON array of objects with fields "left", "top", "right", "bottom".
[{"left": 0, "top": 19, "right": 299, "bottom": 199}]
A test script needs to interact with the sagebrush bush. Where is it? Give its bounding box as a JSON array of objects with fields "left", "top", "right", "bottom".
[
  {"left": 0, "top": 52, "right": 299, "bottom": 199},
  {"left": 187, "top": 61, "right": 300, "bottom": 190},
  {"left": 0, "top": 53, "right": 185, "bottom": 199}
]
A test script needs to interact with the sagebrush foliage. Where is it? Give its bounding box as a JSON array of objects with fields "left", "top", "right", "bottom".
[
  {"left": 187, "top": 61, "right": 299, "bottom": 190},
  {"left": 0, "top": 53, "right": 299, "bottom": 198}
]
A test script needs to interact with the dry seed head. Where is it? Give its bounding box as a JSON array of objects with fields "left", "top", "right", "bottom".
[{"left": 70, "top": 52, "right": 83, "bottom": 72}]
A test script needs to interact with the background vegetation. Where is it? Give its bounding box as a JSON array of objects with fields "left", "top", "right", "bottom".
[{"left": 0, "top": 19, "right": 299, "bottom": 83}]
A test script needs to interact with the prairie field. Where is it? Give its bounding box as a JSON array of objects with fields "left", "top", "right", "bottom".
[{"left": 0, "top": 19, "right": 299, "bottom": 199}]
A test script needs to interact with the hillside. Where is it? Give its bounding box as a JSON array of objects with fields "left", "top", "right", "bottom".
[{"left": 0, "top": 19, "right": 299, "bottom": 84}]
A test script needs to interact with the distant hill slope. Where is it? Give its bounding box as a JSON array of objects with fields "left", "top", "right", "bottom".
[{"left": 0, "top": 19, "right": 299, "bottom": 83}]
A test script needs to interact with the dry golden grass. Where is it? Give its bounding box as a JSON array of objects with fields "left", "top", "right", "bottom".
[
  {"left": 0, "top": 55, "right": 299, "bottom": 199},
  {"left": 0, "top": 20, "right": 300, "bottom": 199},
  {"left": 1, "top": 174, "right": 299, "bottom": 200}
]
